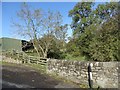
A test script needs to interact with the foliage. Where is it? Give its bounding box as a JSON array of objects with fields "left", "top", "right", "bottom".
[
  {"left": 12, "top": 2, "right": 119, "bottom": 61},
  {"left": 28, "top": 35, "right": 66, "bottom": 59},
  {"left": 40, "top": 35, "right": 66, "bottom": 59},
  {"left": 66, "top": 38, "right": 80, "bottom": 57},
  {"left": 65, "top": 54, "right": 85, "bottom": 61},
  {"left": 78, "top": 15, "right": 119, "bottom": 61},
  {"left": 13, "top": 3, "right": 68, "bottom": 58},
  {"left": 69, "top": 2, "right": 95, "bottom": 36},
  {"left": 69, "top": 2, "right": 118, "bottom": 37},
  {"left": 69, "top": 2, "right": 119, "bottom": 61}
]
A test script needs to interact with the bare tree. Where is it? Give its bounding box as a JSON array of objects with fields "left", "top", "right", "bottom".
[
  {"left": 54, "top": 24, "right": 68, "bottom": 52},
  {"left": 12, "top": 3, "right": 65, "bottom": 58}
]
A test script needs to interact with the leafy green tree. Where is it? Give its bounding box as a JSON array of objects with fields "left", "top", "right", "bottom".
[
  {"left": 69, "top": 2, "right": 118, "bottom": 37},
  {"left": 69, "top": 2, "right": 95, "bottom": 36},
  {"left": 38, "top": 35, "right": 65, "bottom": 59},
  {"left": 66, "top": 38, "right": 80, "bottom": 57},
  {"left": 78, "top": 15, "right": 119, "bottom": 61},
  {"left": 94, "top": 2, "right": 118, "bottom": 20},
  {"left": 69, "top": 2, "right": 119, "bottom": 61}
]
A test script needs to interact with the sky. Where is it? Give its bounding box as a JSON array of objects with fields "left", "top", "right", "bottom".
[
  {"left": 2, "top": 2, "right": 77, "bottom": 40},
  {"left": 1, "top": 2, "right": 105, "bottom": 41}
]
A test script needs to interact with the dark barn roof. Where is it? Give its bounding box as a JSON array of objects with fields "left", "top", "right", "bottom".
[{"left": 22, "top": 40, "right": 34, "bottom": 51}]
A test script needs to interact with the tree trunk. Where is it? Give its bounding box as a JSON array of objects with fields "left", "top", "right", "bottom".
[
  {"left": 43, "top": 53, "right": 47, "bottom": 58},
  {"left": 32, "top": 39, "right": 41, "bottom": 57},
  {"left": 43, "top": 48, "right": 48, "bottom": 58}
]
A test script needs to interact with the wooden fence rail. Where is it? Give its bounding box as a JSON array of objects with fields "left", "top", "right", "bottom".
[{"left": 2, "top": 50, "right": 48, "bottom": 66}]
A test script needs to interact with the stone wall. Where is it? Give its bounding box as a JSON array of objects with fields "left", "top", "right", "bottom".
[{"left": 47, "top": 59, "right": 119, "bottom": 88}]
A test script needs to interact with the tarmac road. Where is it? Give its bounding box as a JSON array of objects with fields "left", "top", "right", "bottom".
[{"left": 1, "top": 64, "right": 79, "bottom": 89}]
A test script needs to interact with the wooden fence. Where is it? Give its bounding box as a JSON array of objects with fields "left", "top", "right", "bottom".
[{"left": 2, "top": 50, "right": 48, "bottom": 65}]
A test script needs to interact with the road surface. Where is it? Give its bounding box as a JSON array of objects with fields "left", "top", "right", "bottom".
[{"left": 1, "top": 64, "right": 79, "bottom": 89}]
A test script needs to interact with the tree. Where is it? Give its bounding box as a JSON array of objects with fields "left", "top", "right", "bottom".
[
  {"left": 69, "top": 2, "right": 95, "bottom": 37},
  {"left": 66, "top": 38, "right": 80, "bottom": 57},
  {"left": 79, "top": 15, "right": 119, "bottom": 61},
  {"left": 47, "top": 35, "right": 66, "bottom": 59},
  {"left": 35, "top": 34, "right": 66, "bottom": 59},
  {"left": 54, "top": 24, "right": 68, "bottom": 52},
  {"left": 94, "top": 2, "right": 118, "bottom": 20},
  {"left": 12, "top": 3, "right": 67, "bottom": 58},
  {"left": 69, "top": 2, "right": 118, "bottom": 37},
  {"left": 69, "top": 2, "right": 119, "bottom": 61}
]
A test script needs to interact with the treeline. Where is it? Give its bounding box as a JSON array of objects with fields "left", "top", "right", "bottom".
[
  {"left": 14, "top": 2, "right": 120, "bottom": 61},
  {"left": 68, "top": 2, "right": 119, "bottom": 61}
]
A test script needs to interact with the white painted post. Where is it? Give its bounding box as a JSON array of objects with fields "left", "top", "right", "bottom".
[
  {"left": 90, "top": 63, "right": 93, "bottom": 80},
  {"left": 88, "top": 63, "right": 93, "bottom": 89}
]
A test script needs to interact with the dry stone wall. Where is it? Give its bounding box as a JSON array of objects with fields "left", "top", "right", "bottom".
[{"left": 47, "top": 59, "right": 119, "bottom": 88}]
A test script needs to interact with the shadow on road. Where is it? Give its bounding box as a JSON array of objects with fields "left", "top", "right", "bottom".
[{"left": 2, "top": 64, "right": 78, "bottom": 89}]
